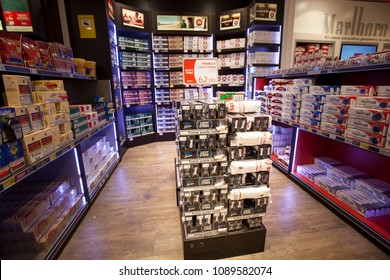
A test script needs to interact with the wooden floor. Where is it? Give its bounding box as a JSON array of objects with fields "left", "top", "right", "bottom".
[{"left": 58, "top": 141, "right": 389, "bottom": 260}]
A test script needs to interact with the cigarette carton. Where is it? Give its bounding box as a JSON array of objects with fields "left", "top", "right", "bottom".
[
  {"left": 320, "top": 122, "right": 346, "bottom": 136},
  {"left": 354, "top": 97, "right": 390, "bottom": 110},
  {"left": 347, "top": 117, "right": 388, "bottom": 135},
  {"left": 340, "top": 85, "right": 376, "bottom": 96},
  {"left": 345, "top": 128, "right": 386, "bottom": 147},
  {"left": 377, "top": 86, "right": 390, "bottom": 97},
  {"left": 2, "top": 75, "right": 33, "bottom": 106},
  {"left": 325, "top": 95, "right": 356, "bottom": 106},
  {"left": 347, "top": 107, "right": 390, "bottom": 123}
]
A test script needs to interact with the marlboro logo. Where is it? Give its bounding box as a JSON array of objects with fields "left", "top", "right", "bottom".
[{"left": 323, "top": 6, "right": 388, "bottom": 37}]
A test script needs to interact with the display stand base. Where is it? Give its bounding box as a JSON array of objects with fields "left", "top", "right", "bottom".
[{"left": 183, "top": 225, "right": 267, "bottom": 260}]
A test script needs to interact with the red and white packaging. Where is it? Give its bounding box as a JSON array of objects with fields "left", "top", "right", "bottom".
[
  {"left": 345, "top": 128, "right": 386, "bottom": 147},
  {"left": 320, "top": 122, "right": 347, "bottom": 136},
  {"left": 377, "top": 86, "right": 390, "bottom": 97},
  {"left": 347, "top": 107, "right": 390, "bottom": 123},
  {"left": 321, "top": 113, "right": 348, "bottom": 125},
  {"left": 354, "top": 97, "right": 390, "bottom": 110},
  {"left": 347, "top": 117, "right": 388, "bottom": 136},
  {"left": 71, "top": 104, "right": 92, "bottom": 113},
  {"left": 323, "top": 104, "right": 349, "bottom": 116},
  {"left": 325, "top": 95, "right": 357, "bottom": 106}
]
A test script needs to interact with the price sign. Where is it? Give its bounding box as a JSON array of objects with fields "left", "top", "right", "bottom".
[{"left": 183, "top": 58, "right": 218, "bottom": 85}]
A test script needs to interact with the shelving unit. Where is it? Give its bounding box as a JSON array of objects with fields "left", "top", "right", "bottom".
[
  {"left": 0, "top": 20, "right": 120, "bottom": 258},
  {"left": 254, "top": 64, "right": 390, "bottom": 252},
  {"left": 151, "top": 33, "right": 214, "bottom": 141},
  {"left": 214, "top": 8, "right": 248, "bottom": 101}
]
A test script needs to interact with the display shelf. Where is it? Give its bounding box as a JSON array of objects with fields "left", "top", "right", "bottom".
[
  {"left": 178, "top": 157, "right": 228, "bottom": 165},
  {"left": 182, "top": 224, "right": 266, "bottom": 259},
  {"left": 271, "top": 153, "right": 289, "bottom": 173},
  {"left": 216, "top": 84, "right": 245, "bottom": 88},
  {"left": 291, "top": 172, "right": 390, "bottom": 251},
  {"left": 247, "top": 42, "right": 281, "bottom": 48},
  {"left": 0, "top": 64, "right": 96, "bottom": 80},
  {"left": 227, "top": 213, "right": 266, "bottom": 221},
  {"left": 216, "top": 48, "right": 246, "bottom": 54},
  {"left": 0, "top": 141, "right": 75, "bottom": 193},
  {"left": 248, "top": 63, "right": 280, "bottom": 67},
  {"left": 44, "top": 201, "right": 88, "bottom": 259},
  {"left": 153, "top": 50, "right": 213, "bottom": 54},
  {"left": 88, "top": 156, "right": 120, "bottom": 201},
  {"left": 120, "top": 66, "right": 151, "bottom": 71},
  {"left": 118, "top": 46, "right": 150, "bottom": 53},
  {"left": 183, "top": 209, "right": 228, "bottom": 217},
  {"left": 266, "top": 64, "right": 390, "bottom": 79},
  {"left": 177, "top": 128, "right": 229, "bottom": 136},
  {"left": 154, "top": 67, "right": 183, "bottom": 72},
  {"left": 271, "top": 116, "right": 390, "bottom": 158}
]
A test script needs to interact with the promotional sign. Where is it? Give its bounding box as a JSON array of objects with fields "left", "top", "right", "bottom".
[
  {"left": 183, "top": 58, "right": 218, "bottom": 85},
  {"left": 157, "top": 15, "right": 208, "bottom": 31},
  {"left": 220, "top": 13, "right": 241, "bottom": 31},
  {"left": 78, "top": 15, "right": 96, "bottom": 39},
  {"left": 107, "top": 0, "right": 114, "bottom": 20},
  {"left": 122, "top": 8, "right": 144, "bottom": 29},
  {"left": 1, "top": 0, "right": 33, "bottom": 32}
]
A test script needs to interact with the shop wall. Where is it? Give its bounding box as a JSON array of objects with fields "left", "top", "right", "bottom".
[
  {"left": 283, "top": 0, "right": 390, "bottom": 67},
  {"left": 118, "top": 0, "right": 255, "bottom": 14}
]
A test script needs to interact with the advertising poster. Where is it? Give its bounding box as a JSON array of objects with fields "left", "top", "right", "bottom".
[
  {"left": 254, "top": 3, "right": 277, "bottom": 21},
  {"left": 157, "top": 15, "right": 208, "bottom": 31},
  {"left": 220, "top": 13, "right": 241, "bottom": 31},
  {"left": 122, "top": 8, "right": 145, "bottom": 29},
  {"left": 1, "top": 0, "right": 33, "bottom": 32}
]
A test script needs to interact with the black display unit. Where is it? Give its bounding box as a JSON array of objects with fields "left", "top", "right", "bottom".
[
  {"left": 151, "top": 10, "right": 214, "bottom": 141},
  {"left": 214, "top": 8, "right": 248, "bottom": 100},
  {"left": 114, "top": 3, "right": 156, "bottom": 147}
]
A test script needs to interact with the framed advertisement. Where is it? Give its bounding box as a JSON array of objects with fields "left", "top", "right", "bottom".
[
  {"left": 1, "top": 0, "right": 33, "bottom": 32},
  {"left": 219, "top": 13, "right": 241, "bottom": 31},
  {"left": 251, "top": 3, "right": 277, "bottom": 22},
  {"left": 121, "top": 8, "right": 145, "bottom": 29},
  {"left": 156, "top": 15, "right": 208, "bottom": 32}
]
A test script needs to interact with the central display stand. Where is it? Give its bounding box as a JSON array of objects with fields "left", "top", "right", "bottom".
[{"left": 175, "top": 99, "right": 272, "bottom": 260}]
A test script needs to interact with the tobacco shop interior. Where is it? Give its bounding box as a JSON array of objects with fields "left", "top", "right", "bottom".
[{"left": 0, "top": 0, "right": 389, "bottom": 260}]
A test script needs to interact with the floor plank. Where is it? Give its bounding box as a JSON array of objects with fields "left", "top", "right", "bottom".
[{"left": 58, "top": 141, "right": 389, "bottom": 260}]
